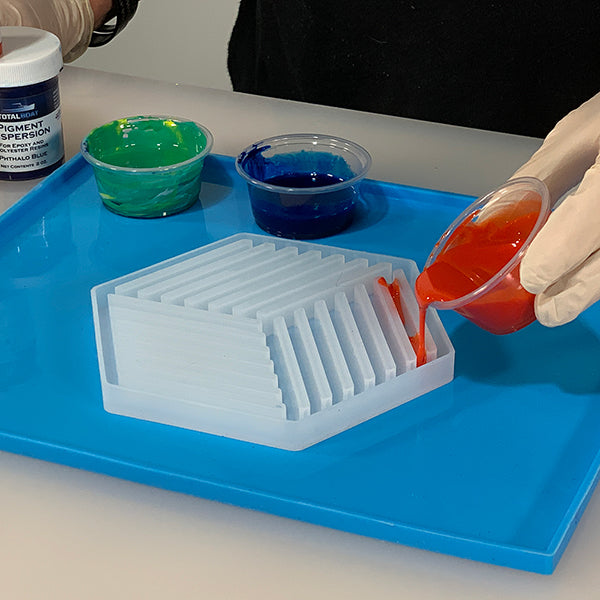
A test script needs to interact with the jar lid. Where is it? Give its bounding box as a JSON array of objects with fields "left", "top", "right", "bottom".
[{"left": 0, "top": 26, "right": 63, "bottom": 87}]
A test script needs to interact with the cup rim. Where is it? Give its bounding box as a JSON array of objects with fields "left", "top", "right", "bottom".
[
  {"left": 235, "top": 133, "right": 372, "bottom": 195},
  {"left": 422, "top": 176, "right": 551, "bottom": 310},
  {"left": 80, "top": 115, "right": 214, "bottom": 174}
]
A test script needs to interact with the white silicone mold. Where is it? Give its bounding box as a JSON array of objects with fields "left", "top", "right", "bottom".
[{"left": 91, "top": 233, "right": 454, "bottom": 450}]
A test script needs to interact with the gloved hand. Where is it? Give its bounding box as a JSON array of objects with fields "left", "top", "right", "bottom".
[
  {"left": 0, "top": 0, "right": 95, "bottom": 62},
  {"left": 513, "top": 91, "right": 600, "bottom": 327}
]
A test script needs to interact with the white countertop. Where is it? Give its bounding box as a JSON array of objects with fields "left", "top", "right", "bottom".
[{"left": 3, "top": 66, "right": 598, "bottom": 599}]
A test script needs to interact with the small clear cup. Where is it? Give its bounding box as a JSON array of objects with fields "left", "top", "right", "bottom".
[
  {"left": 81, "top": 115, "right": 213, "bottom": 218},
  {"left": 420, "top": 176, "right": 551, "bottom": 334},
  {"left": 235, "top": 133, "right": 372, "bottom": 239}
]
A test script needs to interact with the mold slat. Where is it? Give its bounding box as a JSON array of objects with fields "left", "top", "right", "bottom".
[
  {"left": 291, "top": 308, "right": 333, "bottom": 413},
  {"left": 332, "top": 291, "right": 375, "bottom": 394}
]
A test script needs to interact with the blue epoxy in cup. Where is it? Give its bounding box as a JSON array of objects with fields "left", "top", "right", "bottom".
[{"left": 236, "top": 134, "right": 371, "bottom": 239}]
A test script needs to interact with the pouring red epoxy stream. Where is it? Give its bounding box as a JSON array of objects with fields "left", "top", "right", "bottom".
[{"left": 400, "top": 177, "right": 551, "bottom": 365}]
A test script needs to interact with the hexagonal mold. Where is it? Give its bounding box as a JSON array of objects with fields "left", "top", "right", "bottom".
[{"left": 91, "top": 234, "right": 454, "bottom": 450}]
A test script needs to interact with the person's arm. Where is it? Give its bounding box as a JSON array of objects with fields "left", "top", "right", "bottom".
[
  {"left": 0, "top": 0, "right": 112, "bottom": 61},
  {"left": 90, "top": 0, "right": 112, "bottom": 28},
  {"left": 515, "top": 92, "right": 600, "bottom": 327}
]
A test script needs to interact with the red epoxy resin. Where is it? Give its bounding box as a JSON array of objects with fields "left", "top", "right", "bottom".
[
  {"left": 377, "top": 277, "right": 405, "bottom": 322},
  {"left": 377, "top": 276, "right": 425, "bottom": 365},
  {"left": 414, "top": 195, "right": 547, "bottom": 362}
]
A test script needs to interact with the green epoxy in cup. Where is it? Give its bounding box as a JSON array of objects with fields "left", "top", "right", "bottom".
[{"left": 81, "top": 116, "right": 213, "bottom": 218}]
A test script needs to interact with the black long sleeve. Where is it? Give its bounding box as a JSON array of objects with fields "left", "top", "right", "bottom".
[{"left": 228, "top": 1, "right": 599, "bottom": 137}]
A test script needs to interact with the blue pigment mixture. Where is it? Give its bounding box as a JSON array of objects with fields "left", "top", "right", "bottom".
[{"left": 238, "top": 145, "right": 359, "bottom": 239}]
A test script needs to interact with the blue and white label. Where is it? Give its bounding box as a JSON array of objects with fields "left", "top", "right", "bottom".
[{"left": 0, "top": 86, "right": 64, "bottom": 173}]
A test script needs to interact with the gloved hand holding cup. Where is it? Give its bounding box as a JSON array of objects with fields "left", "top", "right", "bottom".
[{"left": 515, "top": 91, "right": 600, "bottom": 327}]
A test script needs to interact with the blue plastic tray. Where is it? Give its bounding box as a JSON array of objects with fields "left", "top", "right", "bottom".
[{"left": 2, "top": 153, "right": 600, "bottom": 574}]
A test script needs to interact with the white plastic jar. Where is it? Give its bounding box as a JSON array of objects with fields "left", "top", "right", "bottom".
[{"left": 0, "top": 26, "right": 65, "bottom": 181}]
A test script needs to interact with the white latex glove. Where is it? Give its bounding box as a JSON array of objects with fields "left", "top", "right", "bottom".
[
  {"left": 0, "top": 0, "right": 95, "bottom": 62},
  {"left": 513, "top": 91, "right": 600, "bottom": 327}
]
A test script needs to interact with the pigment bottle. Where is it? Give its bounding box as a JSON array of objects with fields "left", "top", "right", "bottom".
[{"left": 0, "top": 26, "right": 65, "bottom": 181}]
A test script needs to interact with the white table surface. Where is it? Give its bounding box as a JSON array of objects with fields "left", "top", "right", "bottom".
[{"left": 3, "top": 66, "right": 598, "bottom": 599}]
